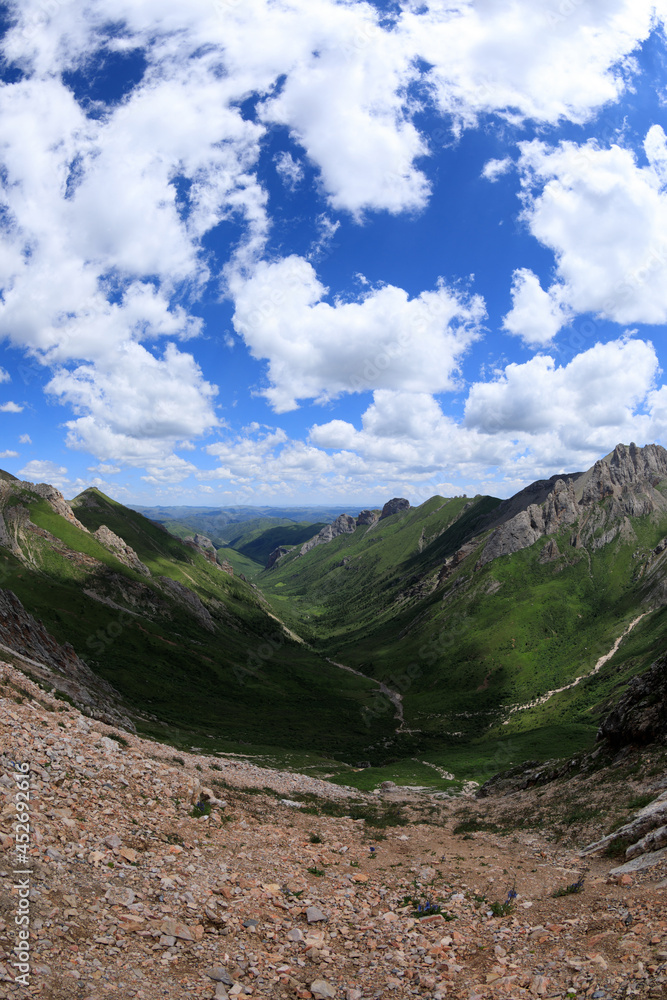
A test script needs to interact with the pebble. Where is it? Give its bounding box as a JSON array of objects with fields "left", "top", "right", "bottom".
[{"left": 1, "top": 661, "right": 667, "bottom": 1000}]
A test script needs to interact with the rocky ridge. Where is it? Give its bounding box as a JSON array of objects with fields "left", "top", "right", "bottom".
[
  {"left": 474, "top": 444, "right": 667, "bottom": 571},
  {"left": 1, "top": 664, "right": 667, "bottom": 999}
]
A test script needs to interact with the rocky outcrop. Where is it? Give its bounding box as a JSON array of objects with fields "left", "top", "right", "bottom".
[
  {"left": 356, "top": 509, "right": 380, "bottom": 527},
  {"left": 379, "top": 498, "right": 410, "bottom": 521},
  {"left": 158, "top": 577, "right": 216, "bottom": 632},
  {"left": 580, "top": 790, "right": 667, "bottom": 863},
  {"left": 266, "top": 546, "right": 291, "bottom": 569},
  {"left": 477, "top": 477, "right": 579, "bottom": 568},
  {"left": 0, "top": 588, "right": 135, "bottom": 730},
  {"left": 596, "top": 652, "right": 667, "bottom": 748},
  {"left": 24, "top": 481, "right": 90, "bottom": 533},
  {"left": 218, "top": 559, "right": 233, "bottom": 576},
  {"left": 94, "top": 525, "right": 151, "bottom": 577},
  {"left": 476, "top": 443, "right": 667, "bottom": 570},
  {"left": 300, "top": 514, "right": 357, "bottom": 555}
]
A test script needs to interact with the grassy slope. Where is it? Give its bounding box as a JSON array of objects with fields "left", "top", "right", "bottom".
[
  {"left": 260, "top": 490, "right": 667, "bottom": 783},
  {"left": 0, "top": 487, "right": 395, "bottom": 761}
]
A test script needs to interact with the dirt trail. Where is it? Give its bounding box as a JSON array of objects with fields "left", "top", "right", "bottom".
[{"left": 503, "top": 613, "right": 647, "bottom": 723}]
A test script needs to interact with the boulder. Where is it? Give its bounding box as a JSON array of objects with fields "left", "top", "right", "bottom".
[{"left": 379, "top": 498, "right": 410, "bottom": 520}]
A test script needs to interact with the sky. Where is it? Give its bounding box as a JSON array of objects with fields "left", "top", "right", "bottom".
[{"left": 0, "top": 0, "right": 666, "bottom": 507}]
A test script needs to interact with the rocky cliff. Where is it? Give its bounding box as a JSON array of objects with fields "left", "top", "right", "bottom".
[
  {"left": 476, "top": 443, "right": 667, "bottom": 570},
  {"left": 300, "top": 514, "right": 357, "bottom": 555},
  {"left": 0, "top": 588, "right": 135, "bottom": 730}
]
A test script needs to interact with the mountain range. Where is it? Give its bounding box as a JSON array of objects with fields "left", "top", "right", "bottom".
[{"left": 0, "top": 442, "right": 665, "bottom": 790}]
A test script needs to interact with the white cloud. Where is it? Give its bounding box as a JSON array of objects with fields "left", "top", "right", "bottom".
[
  {"left": 19, "top": 459, "right": 68, "bottom": 487},
  {"left": 221, "top": 338, "right": 665, "bottom": 500},
  {"left": 46, "top": 342, "right": 218, "bottom": 480},
  {"left": 0, "top": 368, "right": 10, "bottom": 383},
  {"left": 503, "top": 268, "right": 570, "bottom": 346},
  {"left": 404, "top": 0, "right": 663, "bottom": 129},
  {"left": 482, "top": 157, "right": 512, "bottom": 182},
  {"left": 274, "top": 152, "right": 304, "bottom": 191},
  {"left": 510, "top": 129, "right": 667, "bottom": 333},
  {"left": 88, "top": 463, "right": 121, "bottom": 474},
  {"left": 464, "top": 337, "right": 661, "bottom": 447},
  {"left": 18, "top": 434, "right": 31, "bottom": 444},
  {"left": 230, "top": 255, "right": 485, "bottom": 411},
  {"left": 0, "top": 450, "right": 18, "bottom": 458},
  {"left": 0, "top": 402, "right": 23, "bottom": 413}
]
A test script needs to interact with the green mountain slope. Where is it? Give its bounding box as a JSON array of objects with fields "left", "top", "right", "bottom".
[
  {"left": 0, "top": 480, "right": 393, "bottom": 760},
  {"left": 262, "top": 445, "right": 667, "bottom": 778}
]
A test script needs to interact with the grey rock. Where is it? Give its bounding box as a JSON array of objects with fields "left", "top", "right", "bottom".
[
  {"left": 287, "top": 928, "right": 304, "bottom": 942},
  {"left": 266, "top": 546, "right": 291, "bottom": 569},
  {"left": 597, "top": 651, "right": 667, "bottom": 747},
  {"left": 45, "top": 847, "right": 64, "bottom": 861},
  {"left": 214, "top": 986, "right": 229, "bottom": 1000},
  {"left": 609, "top": 847, "right": 667, "bottom": 874},
  {"left": 104, "top": 834, "right": 122, "bottom": 849},
  {"left": 158, "top": 576, "right": 216, "bottom": 632},
  {"left": 104, "top": 886, "right": 135, "bottom": 906},
  {"left": 206, "top": 966, "right": 234, "bottom": 985},
  {"left": 300, "top": 514, "right": 357, "bottom": 555},
  {"left": 311, "top": 980, "right": 336, "bottom": 999},
  {"left": 379, "top": 497, "right": 410, "bottom": 520},
  {"left": 93, "top": 524, "right": 151, "bottom": 577},
  {"left": 356, "top": 509, "right": 379, "bottom": 526},
  {"left": 306, "top": 906, "right": 327, "bottom": 923},
  {"left": 280, "top": 798, "right": 303, "bottom": 808}
]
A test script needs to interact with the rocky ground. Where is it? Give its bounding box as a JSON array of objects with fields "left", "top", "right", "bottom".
[{"left": 1, "top": 662, "right": 666, "bottom": 1000}]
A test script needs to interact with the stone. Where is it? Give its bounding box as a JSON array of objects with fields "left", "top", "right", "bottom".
[
  {"left": 206, "top": 967, "right": 234, "bottom": 985},
  {"left": 306, "top": 906, "right": 326, "bottom": 923},
  {"left": 379, "top": 498, "right": 410, "bottom": 520},
  {"left": 310, "top": 980, "right": 336, "bottom": 999},
  {"left": 287, "top": 928, "right": 304, "bottom": 942},
  {"left": 45, "top": 847, "right": 64, "bottom": 861},
  {"left": 214, "top": 986, "right": 229, "bottom": 1000},
  {"left": 104, "top": 887, "right": 135, "bottom": 907},
  {"left": 160, "top": 918, "right": 195, "bottom": 941},
  {"left": 104, "top": 834, "right": 122, "bottom": 849}
]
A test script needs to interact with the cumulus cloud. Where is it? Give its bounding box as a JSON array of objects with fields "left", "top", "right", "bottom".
[
  {"left": 230, "top": 256, "right": 485, "bottom": 411},
  {"left": 46, "top": 342, "right": 218, "bottom": 481},
  {"left": 0, "top": 450, "right": 18, "bottom": 458},
  {"left": 404, "top": 0, "right": 662, "bottom": 128},
  {"left": 18, "top": 434, "right": 31, "bottom": 444},
  {"left": 503, "top": 268, "right": 570, "bottom": 346},
  {"left": 18, "top": 459, "right": 69, "bottom": 487},
  {"left": 508, "top": 128, "right": 667, "bottom": 335},
  {"left": 0, "top": 368, "right": 9, "bottom": 383},
  {"left": 0, "top": 402, "right": 23, "bottom": 413}
]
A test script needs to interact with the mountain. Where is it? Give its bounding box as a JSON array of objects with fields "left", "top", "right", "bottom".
[
  {"left": 0, "top": 479, "right": 391, "bottom": 760},
  {"left": 0, "top": 442, "right": 665, "bottom": 788},
  {"left": 260, "top": 443, "right": 667, "bottom": 784}
]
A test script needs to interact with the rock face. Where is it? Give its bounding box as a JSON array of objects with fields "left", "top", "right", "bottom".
[
  {"left": 476, "top": 443, "right": 667, "bottom": 569},
  {"left": 158, "top": 577, "right": 217, "bottom": 632},
  {"left": 379, "top": 498, "right": 410, "bottom": 521},
  {"left": 300, "top": 514, "right": 357, "bottom": 555},
  {"left": 94, "top": 525, "right": 151, "bottom": 577},
  {"left": 356, "top": 509, "right": 380, "bottom": 527},
  {"left": 0, "top": 588, "right": 134, "bottom": 729},
  {"left": 597, "top": 652, "right": 667, "bottom": 748},
  {"left": 266, "top": 545, "right": 291, "bottom": 569}
]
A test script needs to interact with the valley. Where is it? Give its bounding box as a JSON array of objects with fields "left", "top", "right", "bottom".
[{"left": 0, "top": 442, "right": 665, "bottom": 792}]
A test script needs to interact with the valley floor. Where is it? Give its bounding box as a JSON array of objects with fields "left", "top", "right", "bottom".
[{"left": 1, "top": 663, "right": 666, "bottom": 1000}]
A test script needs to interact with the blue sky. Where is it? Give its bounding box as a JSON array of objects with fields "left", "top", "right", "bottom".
[{"left": 0, "top": 0, "right": 665, "bottom": 506}]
